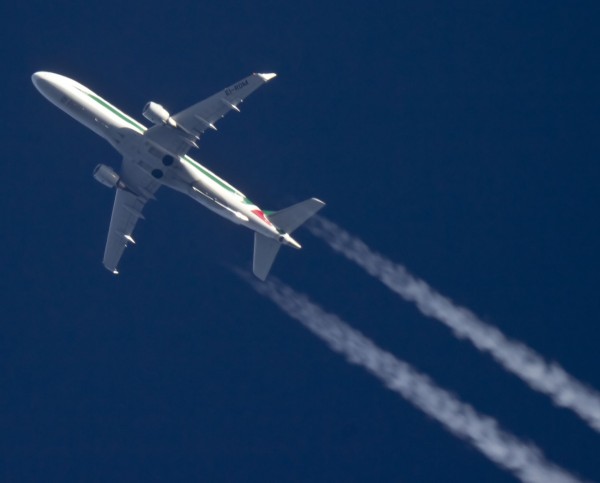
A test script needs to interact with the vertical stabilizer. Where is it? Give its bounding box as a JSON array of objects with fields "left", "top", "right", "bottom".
[{"left": 253, "top": 233, "right": 281, "bottom": 281}]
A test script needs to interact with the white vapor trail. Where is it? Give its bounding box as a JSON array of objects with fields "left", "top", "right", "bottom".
[
  {"left": 244, "top": 275, "right": 583, "bottom": 483},
  {"left": 307, "top": 216, "right": 600, "bottom": 433}
]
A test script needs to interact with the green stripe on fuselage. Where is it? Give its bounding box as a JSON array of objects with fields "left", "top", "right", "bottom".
[
  {"left": 85, "top": 92, "right": 146, "bottom": 132},
  {"left": 182, "top": 155, "right": 242, "bottom": 196}
]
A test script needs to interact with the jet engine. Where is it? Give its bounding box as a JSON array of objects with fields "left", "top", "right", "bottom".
[
  {"left": 143, "top": 101, "right": 177, "bottom": 127},
  {"left": 93, "top": 164, "right": 120, "bottom": 188}
]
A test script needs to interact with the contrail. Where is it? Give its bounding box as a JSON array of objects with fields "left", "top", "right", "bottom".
[
  {"left": 243, "top": 274, "right": 584, "bottom": 483},
  {"left": 307, "top": 216, "right": 600, "bottom": 433}
]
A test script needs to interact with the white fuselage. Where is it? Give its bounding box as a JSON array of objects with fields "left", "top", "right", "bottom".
[{"left": 31, "top": 72, "right": 300, "bottom": 248}]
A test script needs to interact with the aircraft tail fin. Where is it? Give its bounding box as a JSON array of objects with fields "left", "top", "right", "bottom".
[
  {"left": 253, "top": 233, "right": 281, "bottom": 281},
  {"left": 253, "top": 198, "right": 325, "bottom": 280},
  {"left": 268, "top": 198, "right": 326, "bottom": 233}
]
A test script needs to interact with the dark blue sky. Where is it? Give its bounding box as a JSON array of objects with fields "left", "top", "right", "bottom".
[{"left": 2, "top": 1, "right": 599, "bottom": 481}]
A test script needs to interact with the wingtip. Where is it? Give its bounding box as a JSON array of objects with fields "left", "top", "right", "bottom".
[{"left": 258, "top": 73, "right": 277, "bottom": 82}]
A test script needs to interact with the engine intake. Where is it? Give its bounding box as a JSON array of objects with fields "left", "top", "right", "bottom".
[
  {"left": 93, "top": 164, "right": 120, "bottom": 188},
  {"left": 143, "top": 101, "right": 177, "bottom": 127}
]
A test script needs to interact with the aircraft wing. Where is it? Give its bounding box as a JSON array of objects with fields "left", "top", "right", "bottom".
[
  {"left": 144, "top": 72, "right": 277, "bottom": 157},
  {"left": 102, "top": 158, "right": 160, "bottom": 274}
]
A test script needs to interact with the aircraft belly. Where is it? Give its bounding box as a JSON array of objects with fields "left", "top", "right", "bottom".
[
  {"left": 52, "top": 88, "right": 141, "bottom": 149},
  {"left": 188, "top": 184, "right": 245, "bottom": 225},
  {"left": 54, "top": 92, "right": 108, "bottom": 139},
  {"left": 129, "top": 149, "right": 268, "bottom": 232}
]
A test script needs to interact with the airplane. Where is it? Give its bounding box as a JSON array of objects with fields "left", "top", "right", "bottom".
[{"left": 31, "top": 71, "right": 324, "bottom": 280}]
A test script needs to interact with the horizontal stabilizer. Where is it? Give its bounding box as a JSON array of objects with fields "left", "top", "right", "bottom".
[
  {"left": 253, "top": 233, "right": 281, "bottom": 281},
  {"left": 268, "top": 198, "right": 325, "bottom": 233}
]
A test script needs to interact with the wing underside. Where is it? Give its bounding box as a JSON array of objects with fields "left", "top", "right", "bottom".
[
  {"left": 102, "top": 158, "right": 160, "bottom": 274},
  {"left": 144, "top": 72, "right": 276, "bottom": 157},
  {"left": 103, "top": 189, "right": 146, "bottom": 273}
]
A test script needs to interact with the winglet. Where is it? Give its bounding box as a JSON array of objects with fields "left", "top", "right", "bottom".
[{"left": 258, "top": 73, "right": 277, "bottom": 82}]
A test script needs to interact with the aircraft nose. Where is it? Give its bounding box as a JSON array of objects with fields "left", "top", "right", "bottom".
[
  {"left": 32, "top": 71, "right": 66, "bottom": 93},
  {"left": 32, "top": 71, "right": 56, "bottom": 95},
  {"left": 32, "top": 71, "right": 65, "bottom": 101},
  {"left": 32, "top": 71, "right": 49, "bottom": 89}
]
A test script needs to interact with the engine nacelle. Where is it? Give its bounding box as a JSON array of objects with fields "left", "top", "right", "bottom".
[
  {"left": 143, "top": 101, "right": 177, "bottom": 127},
  {"left": 93, "top": 164, "right": 120, "bottom": 188}
]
